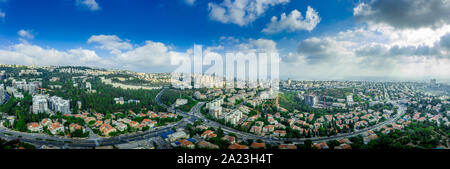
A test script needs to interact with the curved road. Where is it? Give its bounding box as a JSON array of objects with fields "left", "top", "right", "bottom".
[
  {"left": 0, "top": 88, "right": 407, "bottom": 147},
  {"left": 188, "top": 93, "right": 407, "bottom": 144},
  {"left": 0, "top": 88, "right": 189, "bottom": 148}
]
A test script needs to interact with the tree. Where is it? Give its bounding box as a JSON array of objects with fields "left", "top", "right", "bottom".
[
  {"left": 15, "top": 119, "right": 27, "bottom": 132},
  {"left": 327, "top": 140, "right": 340, "bottom": 149},
  {"left": 217, "top": 127, "right": 224, "bottom": 138},
  {"left": 298, "top": 140, "right": 313, "bottom": 149}
]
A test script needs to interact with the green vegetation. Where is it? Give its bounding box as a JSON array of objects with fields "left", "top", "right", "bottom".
[
  {"left": 313, "top": 88, "right": 353, "bottom": 99},
  {"left": 69, "top": 129, "right": 89, "bottom": 138},
  {"left": 161, "top": 89, "right": 198, "bottom": 112},
  {"left": 0, "top": 138, "right": 36, "bottom": 149},
  {"left": 348, "top": 121, "right": 449, "bottom": 149},
  {"left": 353, "top": 95, "right": 362, "bottom": 102},
  {"left": 151, "top": 116, "right": 183, "bottom": 126},
  {"left": 107, "top": 73, "right": 170, "bottom": 87},
  {"left": 279, "top": 91, "right": 348, "bottom": 117},
  {"left": 369, "top": 103, "right": 395, "bottom": 112},
  {"left": 0, "top": 92, "right": 50, "bottom": 132},
  {"left": 48, "top": 77, "right": 166, "bottom": 114}
]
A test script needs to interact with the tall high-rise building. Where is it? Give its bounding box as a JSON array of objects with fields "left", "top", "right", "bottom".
[
  {"left": 225, "top": 109, "right": 243, "bottom": 125},
  {"left": 49, "top": 96, "right": 71, "bottom": 114},
  {"left": 77, "top": 101, "right": 82, "bottom": 110},
  {"left": 86, "top": 82, "right": 92, "bottom": 91},
  {"left": 32, "top": 95, "right": 49, "bottom": 114},
  {"left": 0, "top": 71, "right": 6, "bottom": 81},
  {"left": 305, "top": 95, "right": 318, "bottom": 107},
  {"left": 13, "top": 80, "right": 39, "bottom": 95},
  {"left": 430, "top": 79, "right": 437, "bottom": 86},
  {"left": 209, "top": 106, "right": 222, "bottom": 118},
  {"left": 0, "top": 84, "right": 5, "bottom": 104}
]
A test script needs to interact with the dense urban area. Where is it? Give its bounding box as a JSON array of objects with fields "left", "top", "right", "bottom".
[{"left": 0, "top": 64, "right": 449, "bottom": 150}]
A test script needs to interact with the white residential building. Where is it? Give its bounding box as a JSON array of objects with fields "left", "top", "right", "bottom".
[
  {"left": 32, "top": 94, "right": 49, "bottom": 114},
  {"left": 225, "top": 109, "right": 243, "bottom": 125},
  {"left": 206, "top": 97, "right": 224, "bottom": 110},
  {"left": 13, "top": 80, "right": 39, "bottom": 95},
  {"left": 167, "top": 131, "right": 188, "bottom": 142},
  {"left": 0, "top": 84, "right": 5, "bottom": 104},
  {"left": 175, "top": 99, "right": 188, "bottom": 107},
  {"left": 209, "top": 106, "right": 222, "bottom": 118},
  {"left": 49, "top": 96, "right": 71, "bottom": 114},
  {"left": 305, "top": 95, "right": 318, "bottom": 107}
]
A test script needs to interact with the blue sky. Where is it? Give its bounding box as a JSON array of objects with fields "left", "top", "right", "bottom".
[
  {"left": 0, "top": 0, "right": 449, "bottom": 80},
  {"left": 0, "top": 0, "right": 356, "bottom": 50}
]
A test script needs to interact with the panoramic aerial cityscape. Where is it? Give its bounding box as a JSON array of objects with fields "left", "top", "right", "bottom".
[
  {"left": 0, "top": 65, "right": 448, "bottom": 149},
  {"left": 0, "top": 0, "right": 449, "bottom": 151}
]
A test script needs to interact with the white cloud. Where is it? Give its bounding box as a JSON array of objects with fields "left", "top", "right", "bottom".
[
  {"left": 0, "top": 35, "right": 191, "bottom": 73},
  {"left": 76, "top": 0, "right": 101, "bottom": 11},
  {"left": 88, "top": 35, "right": 133, "bottom": 54},
  {"left": 18, "top": 29, "right": 35, "bottom": 39},
  {"left": 116, "top": 40, "right": 185, "bottom": 67},
  {"left": 441, "top": 33, "right": 450, "bottom": 51},
  {"left": 208, "top": 0, "right": 290, "bottom": 26},
  {"left": 0, "top": 10, "right": 5, "bottom": 19},
  {"left": 184, "top": 0, "right": 196, "bottom": 6},
  {"left": 353, "top": 0, "right": 450, "bottom": 29},
  {"left": 0, "top": 43, "right": 104, "bottom": 67},
  {"left": 211, "top": 36, "right": 278, "bottom": 54},
  {"left": 282, "top": 23, "right": 450, "bottom": 80},
  {"left": 240, "top": 38, "right": 278, "bottom": 53},
  {"left": 86, "top": 35, "right": 189, "bottom": 72},
  {"left": 296, "top": 37, "right": 355, "bottom": 64},
  {"left": 263, "top": 6, "right": 321, "bottom": 33}
]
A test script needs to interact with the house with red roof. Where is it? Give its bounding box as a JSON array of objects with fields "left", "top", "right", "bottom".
[
  {"left": 228, "top": 143, "right": 249, "bottom": 149},
  {"left": 221, "top": 135, "right": 236, "bottom": 144},
  {"left": 100, "top": 124, "right": 117, "bottom": 136},
  {"left": 250, "top": 142, "right": 265, "bottom": 149},
  {"left": 27, "top": 122, "right": 42, "bottom": 133},
  {"left": 279, "top": 144, "right": 297, "bottom": 149},
  {"left": 48, "top": 122, "right": 64, "bottom": 135},
  {"left": 201, "top": 130, "right": 217, "bottom": 139}
]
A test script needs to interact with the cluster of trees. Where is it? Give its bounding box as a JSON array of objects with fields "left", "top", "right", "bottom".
[
  {"left": 161, "top": 89, "right": 192, "bottom": 105},
  {"left": 69, "top": 129, "right": 90, "bottom": 138},
  {"left": 346, "top": 121, "right": 448, "bottom": 149},
  {"left": 278, "top": 91, "right": 348, "bottom": 118},
  {"left": 185, "top": 120, "right": 204, "bottom": 137},
  {"left": 0, "top": 92, "right": 51, "bottom": 132},
  {"left": 312, "top": 88, "right": 354, "bottom": 99},
  {"left": 151, "top": 116, "right": 183, "bottom": 126},
  {"left": 161, "top": 89, "right": 197, "bottom": 112},
  {"left": 369, "top": 103, "right": 395, "bottom": 112},
  {"left": 353, "top": 94, "right": 363, "bottom": 102},
  {"left": 178, "top": 97, "right": 198, "bottom": 112},
  {"left": 205, "top": 127, "right": 232, "bottom": 149},
  {"left": 0, "top": 138, "right": 35, "bottom": 149},
  {"left": 110, "top": 77, "right": 170, "bottom": 87},
  {"left": 48, "top": 77, "right": 166, "bottom": 114}
]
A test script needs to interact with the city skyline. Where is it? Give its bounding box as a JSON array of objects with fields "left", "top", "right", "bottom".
[{"left": 0, "top": 0, "right": 449, "bottom": 80}]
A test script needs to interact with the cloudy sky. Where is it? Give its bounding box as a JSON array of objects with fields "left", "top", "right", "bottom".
[{"left": 0, "top": 0, "right": 449, "bottom": 81}]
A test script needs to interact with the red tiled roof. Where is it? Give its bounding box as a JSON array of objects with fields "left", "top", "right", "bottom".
[
  {"left": 228, "top": 143, "right": 249, "bottom": 149},
  {"left": 279, "top": 144, "right": 297, "bottom": 149},
  {"left": 250, "top": 142, "right": 265, "bottom": 148}
]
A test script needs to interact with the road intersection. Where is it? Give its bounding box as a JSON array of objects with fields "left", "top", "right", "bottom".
[{"left": 0, "top": 88, "right": 407, "bottom": 147}]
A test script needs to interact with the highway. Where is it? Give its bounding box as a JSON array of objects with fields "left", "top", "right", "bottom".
[
  {"left": 0, "top": 88, "right": 189, "bottom": 148},
  {"left": 185, "top": 93, "right": 407, "bottom": 144}
]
